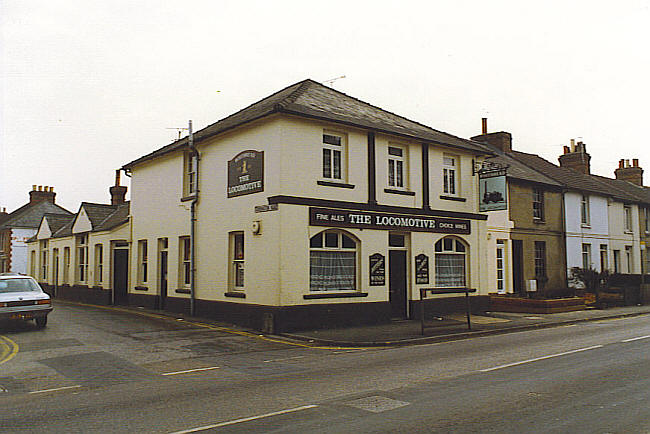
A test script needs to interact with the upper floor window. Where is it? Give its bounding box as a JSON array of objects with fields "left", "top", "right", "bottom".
[
  {"left": 310, "top": 230, "right": 357, "bottom": 292},
  {"left": 624, "top": 206, "right": 632, "bottom": 232},
  {"left": 434, "top": 237, "right": 467, "bottom": 287},
  {"left": 644, "top": 208, "right": 649, "bottom": 233},
  {"left": 532, "top": 189, "right": 545, "bottom": 220},
  {"left": 581, "top": 195, "right": 590, "bottom": 225},
  {"left": 388, "top": 145, "right": 407, "bottom": 189},
  {"left": 442, "top": 156, "right": 457, "bottom": 196},
  {"left": 322, "top": 133, "right": 346, "bottom": 181},
  {"left": 184, "top": 151, "right": 198, "bottom": 196}
]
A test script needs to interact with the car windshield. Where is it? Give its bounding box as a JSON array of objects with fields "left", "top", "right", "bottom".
[{"left": 0, "top": 278, "right": 41, "bottom": 293}]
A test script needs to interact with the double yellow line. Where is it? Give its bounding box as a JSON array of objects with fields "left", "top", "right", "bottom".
[{"left": 0, "top": 335, "right": 19, "bottom": 365}]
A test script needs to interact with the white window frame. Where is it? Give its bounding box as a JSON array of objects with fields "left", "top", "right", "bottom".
[
  {"left": 581, "top": 243, "right": 592, "bottom": 269},
  {"left": 309, "top": 230, "right": 358, "bottom": 292},
  {"left": 179, "top": 236, "right": 191, "bottom": 288},
  {"left": 95, "top": 244, "right": 103, "bottom": 284},
  {"left": 581, "top": 195, "right": 590, "bottom": 225},
  {"left": 434, "top": 236, "right": 468, "bottom": 288},
  {"left": 599, "top": 244, "right": 608, "bottom": 272},
  {"left": 533, "top": 189, "right": 545, "bottom": 220},
  {"left": 63, "top": 246, "right": 70, "bottom": 284},
  {"left": 442, "top": 155, "right": 458, "bottom": 196},
  {"left": 40, "top": 240, "right": 48, "bottom": 281},
  {"left": 496, "top": 240, "right": 506, "bottom": 294},
  {"left": 138, "top": 240, "right": 148, "bottom": 285},
  {"left": 184, "top": 152, "right": 198, "bottom": 196},
  {"left": 625, "top": 246, "right": 633, "bottom": 273},
  {"left": 321, "top": 132, "right": 347, "bottom": 182},
  {"left": 76, "top": 234, "right": 88, "bottom": 284},
  {"left": 230, "top": 232, "right": 245, "bottom": 290},
  {"left": 388, "top": 145, "right": 407, "bottom": 189},
  {"left": 624, "top": 206, "right": 632, "bottom": 232}
]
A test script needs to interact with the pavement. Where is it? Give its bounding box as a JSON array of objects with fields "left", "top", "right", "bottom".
[
  {"left": 54, "top": 299, "right": 650, "bottom": 348},
  {"left": 279, "top": 304, "right": 650, "bottom": 347}
]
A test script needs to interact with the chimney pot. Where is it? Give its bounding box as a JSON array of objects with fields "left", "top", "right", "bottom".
[
  {"left": 38, "top": 185, "right": 42, "bottom": 191},
  {"left": 481, "top": 118, "right": 488, "bottom": 135},
  {"left": 626, "top": 159, "right": 630, "bottom": 167},
  {"left": 32, "top": 185, "right": 37, "bottom": 191},
  {"left": 633, "top": 158, "right": 639, "bottom": 167},
  {"left": 563, "top": 145, "right": 570, "bottom": 154},
  {"left": 619, "top": 159, "right": 624, "bottom": 168}
]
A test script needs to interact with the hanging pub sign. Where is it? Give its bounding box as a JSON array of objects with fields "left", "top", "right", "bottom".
[
  {"left": 478, "top": 164, "right": 507, "bottom": 212},
  {"left": 227, "top": 150, "right": 264, "bottom": 198},
  {"left": 309, "top": 207, "right": 471, "bottom": 234},
  {"left": 415, "top": 254, "right": 429, "bottom": 284},
  {"left": 369, "top": 253, "right": 386, "bottom": 286}
]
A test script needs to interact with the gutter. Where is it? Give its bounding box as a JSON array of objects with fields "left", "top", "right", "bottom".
[{"left": 188, "top": 121, "right": 199, "bottom": 316}]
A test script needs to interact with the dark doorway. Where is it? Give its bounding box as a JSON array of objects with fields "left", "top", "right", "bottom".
[
  {"left": 113, "top": 249, "right": 129, "bottom": 305},
  {"left": 389, "top": 250, "right": 407, "bottom": 319},
  {"left": 159, "top": 251, "right": 168, "bottom": 310},
  {"left": 512, "top": 240, "right": 524, "bottom": 294}
]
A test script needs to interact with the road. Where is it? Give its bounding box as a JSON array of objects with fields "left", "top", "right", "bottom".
[{"left": 1, "top": 302, "right": 649, "bottom": 433}]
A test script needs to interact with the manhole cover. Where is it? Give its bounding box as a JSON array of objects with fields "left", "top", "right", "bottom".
[{"left": 345, "top": 395, "right": 410, "bottom": 413}]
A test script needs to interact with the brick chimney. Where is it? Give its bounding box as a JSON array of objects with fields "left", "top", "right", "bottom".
[
  {"left": 558, "top": 139, "right": 591, "bottom": 174},
  {"left": 109, "top": 170, "right": 127, "bottom": 205},
  {"left": 470, "top": 118, "right": 513, "bottom": 153},
  {"left": 614, "top": 158, "right": 644, "bottom": 186},
  {"left": 29, "top": 185, "right": 56, "bottom": 204}
]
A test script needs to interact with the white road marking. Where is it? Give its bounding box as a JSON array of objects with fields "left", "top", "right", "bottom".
[
  {"left": 162, "top": 366, "right": 220, "bottom": 376},
  {"left": 29, "top": 385, "right": 82, "bottom": 394},
  {"left": 480, "top": 345, "right": 604, "bottom": 372},
  {"left": 621, "top": 335, "right": 650, "bottom": 343},
  {"left": 169, "top": 404, "right": 319, "bottom": 433}
]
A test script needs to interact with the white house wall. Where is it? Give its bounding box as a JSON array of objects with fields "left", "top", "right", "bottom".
[{"left": 564, "top": 192, "right": 610, "bottom": 271}]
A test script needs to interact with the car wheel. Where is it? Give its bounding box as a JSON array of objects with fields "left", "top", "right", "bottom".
[{"left": 35, "top": 316, "right": 48, "bottom": 328}]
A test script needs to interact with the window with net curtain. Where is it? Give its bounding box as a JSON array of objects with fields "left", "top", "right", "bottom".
[
  {"left": 435, "top": 237, "right": 467, "bottom": 287},
  {"left": 310, "top": 230, "right": 357, "bottom": 291}
]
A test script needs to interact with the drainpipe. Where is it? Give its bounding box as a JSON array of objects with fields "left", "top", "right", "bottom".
[{"left": 188, "top": 120, "right": 199, "bottom": 316}]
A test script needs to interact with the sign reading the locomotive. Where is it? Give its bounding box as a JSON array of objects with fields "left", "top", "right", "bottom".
[
  {"left": 228, "top": 150, "right": 264, "bottom": 198},
  {"left": 479, "top": 168, "right": 507, "bottom": 212},
  {"left": 309, "top": 208, "right": 471, "bottom": 234},
  {"left": 369, "top": 253, "right": 386, "bottom": 286}
]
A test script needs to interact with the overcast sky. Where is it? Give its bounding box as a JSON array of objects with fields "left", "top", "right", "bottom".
[{"left": 1, "top": 0, "right": 649, "bottom": 213}]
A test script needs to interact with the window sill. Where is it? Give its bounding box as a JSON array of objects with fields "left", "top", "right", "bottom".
[
  {"left": 581, "top": 224, "right": 591, "bottom": 229},
  {"left": 317, "top": 180, "right": 355, "bottom": 189},
  {"left": 533, "top": 218, "right": 546, "bottom": 224},
  {"left": 134, "top": 286, "right": 148, "bottom": 291},
  {"left": 385, "top": 188, "right": 415, "bottom": 196},
  {"left": 624, "top": 230, "right": 633, "bottom": 235},
  {"left": 224, "top": 291, "right": 246, "bottom": 298},
  {"left": 439, "top": 195, "right": 466, "bottom": 202},
  {"left": 180, "top": 194, "right": 197, "bottom": 202},
  {"left": 303, "top": 292, "right": 368, "bottom": 299},
  {"left": 175, "top": 288, "right": 191, "bottom": 294}
]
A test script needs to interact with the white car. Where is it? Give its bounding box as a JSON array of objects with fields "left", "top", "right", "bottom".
[{"left": 0, "top": 274, "right": 52, "bottom": 328}]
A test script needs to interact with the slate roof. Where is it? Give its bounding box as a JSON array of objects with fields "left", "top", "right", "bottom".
[
  {"left": 0, "top": 201, "right": 72, "bottom": 230},
  {"left": 508, "top": 151, "right": 650, "bottom": 205},
  {"left": 79, "top": 203, "right": 119, "bottom": 230},
  {"left": 48, "top": 202, "right": 130, "bottom": 239},
  {"left": 94, "top": 202, "right": 130, "bottom": 232},
  {"left": 485, "top": 152, "right": 561, "bottom": 188},
  {"left": 123, "top": 79, "right": 493, "bottom": 169},
  {"left": 42, "top": 213, "right": 75, "bottom": 234}
]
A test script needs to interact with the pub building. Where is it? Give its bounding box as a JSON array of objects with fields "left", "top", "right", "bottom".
[{"left": 119, "top": 79, "right": 496, "bottom": 332}]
